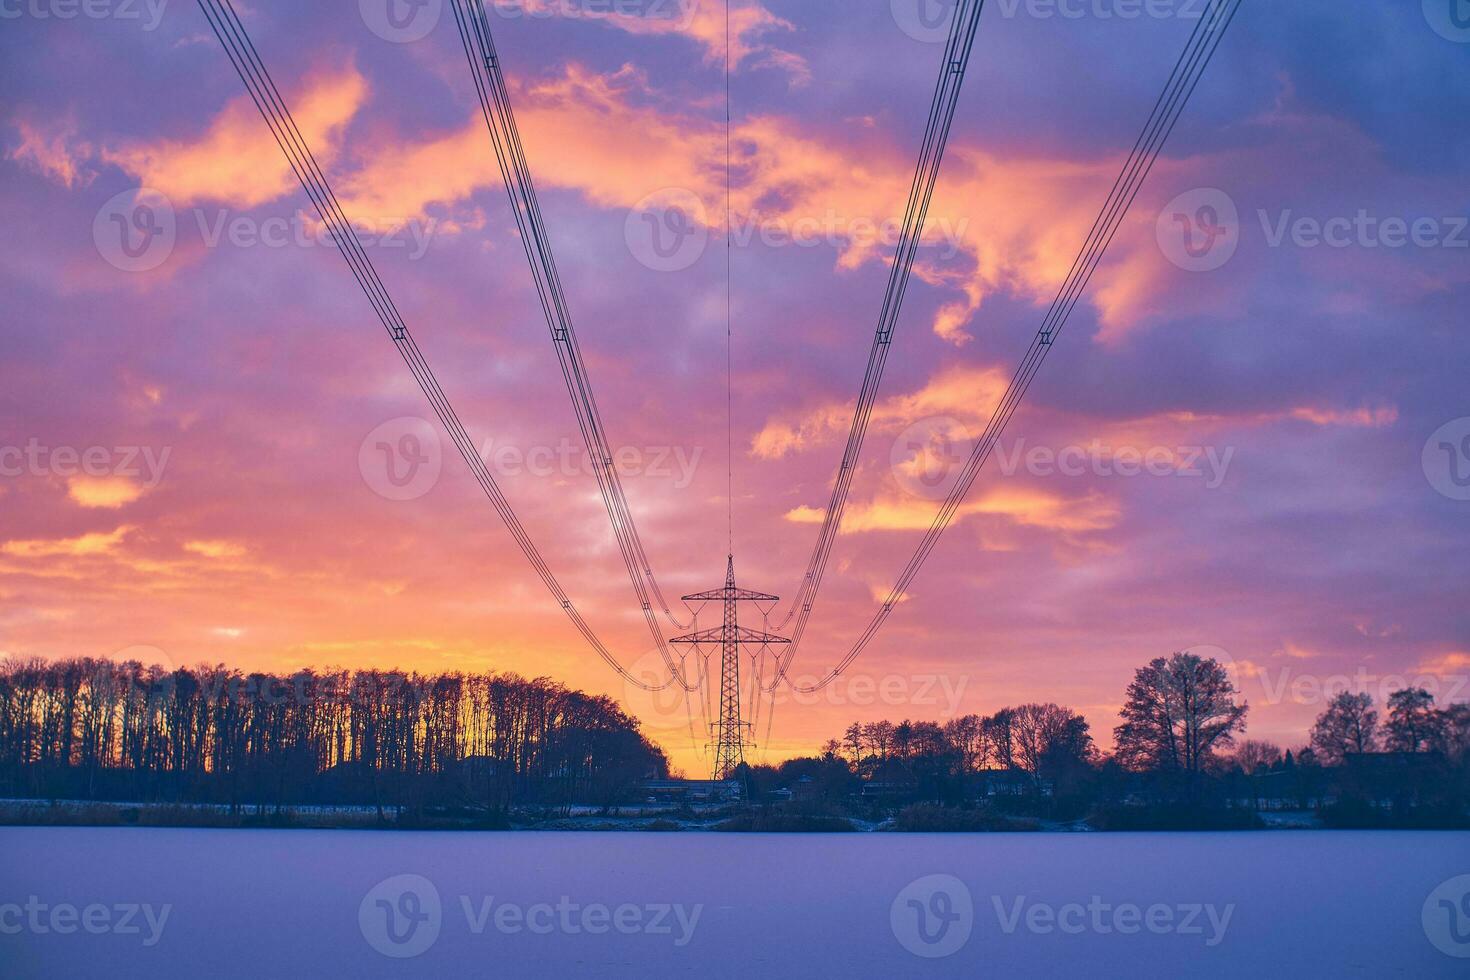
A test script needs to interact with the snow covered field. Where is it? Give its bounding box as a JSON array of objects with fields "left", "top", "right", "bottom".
[{"left": 1, "top": 828, "right": 1467, "bottom": 977}]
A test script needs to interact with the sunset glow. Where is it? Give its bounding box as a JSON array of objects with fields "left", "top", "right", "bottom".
[{"left": 2, "top": 0, "right": 1467, "bottom": 779}]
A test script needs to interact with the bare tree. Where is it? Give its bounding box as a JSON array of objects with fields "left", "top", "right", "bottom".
[
  {"left": 1011, "top": 703, "right": 1094, "bottom": 777},
  {"left": 942, "top": 714, "right": 986, "bottom": 772},
  {"left": 0, "top": 657, "right": 668, "bottom": 809},
  {"left": 842, "top": 723, "right": 865, "bottom": 767},
  {"left": 1384, "top": 687, "right": 1444, "bottom": 753},
  {"left": 1114, "top": 652, "right": 1247, "bottom": 776},
  {"left": 1309, "top": 691, "right": 1378, "bottom": 764},
  {"left": 1231, "top": 739, "right": 1283, "bottom": 811},
  {"left": 1233, "top": 740, "right": 1283, "bottom": 774},
  {"left": 982, "top": 709, "right": 1015, "bottom": 770},
  {"left": 863, "top": 720, "right": 895, "bottom": 761}
]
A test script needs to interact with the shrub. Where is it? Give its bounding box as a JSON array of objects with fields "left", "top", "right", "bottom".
[{"left": 889, "top": 804, "right": 1039, "bottom": 832}]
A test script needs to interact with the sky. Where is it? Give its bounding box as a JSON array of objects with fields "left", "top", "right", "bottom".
[{"left": 1, "top": 0, "right": 1467, "bottom": 776}]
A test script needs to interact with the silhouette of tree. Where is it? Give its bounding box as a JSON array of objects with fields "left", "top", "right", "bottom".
[
  {"left": 1309, "top": 691, "right": 1378, "bottom": 764},
  {"left": 1442, "top": 703, "right": 1470, "bottom": 761},
  {"left": 842, "top": 723, "right": 865, "bottom": 767},
  {"left": 942, "top": 714, "right": 986, "bottom": 772},
  {"left": 892, "top": 721, "right": 914, "bottom": 760},
  {"left": 1384, "top": 687, "right": 1445, "bottom": 753},
  {"left": 1233, "top": 740, "right": 1283, "bottom": 774},
  {"left": 1114, "top": 652, "right": 1247, "bottom": 778},
  {"left": 1231, "top": 740, "right": 1283, "bottom": 810},
  {"left": 863, "top": 720, "right": 895, "bottom": 762},
  {"left": 1011, "top": 703, "right": 1094, "bottom": 780},
  {"left": 982, "top": 709, "right": 1015, "bottom": 770},
  {"left": 0, "top": 656, "right": 667, "bottom": 809}
]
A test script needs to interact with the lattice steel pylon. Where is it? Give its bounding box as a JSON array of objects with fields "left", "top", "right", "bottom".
[{"left": 671, "top": 556, "right": 789, "bottom": 781}]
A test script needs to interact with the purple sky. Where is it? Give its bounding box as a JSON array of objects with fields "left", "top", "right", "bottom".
[{"left": 2, "top": 0, "right": 1467, "bottom": 773}]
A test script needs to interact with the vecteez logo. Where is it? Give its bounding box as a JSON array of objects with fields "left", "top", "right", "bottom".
[
  {"left": 891, "top": 874, "right": 1235, "bottom": 958},
  {"left": 105, "top": 645, "right": 180, "bottom": 704},
  {"left": 1423, "top": 0, "right": 1470, "bottom": 43},
  {"left": 0, "top": 897, "right": 171, "bottom": 947},
  {"left": 93, "top": 187, "right": 176, "bottom": 273},
  {"left": 360, "top": 0, "right": 442, "bottom": 42},
  {"left": 891, "top": 874, "right": 974, "bottom": 958},
  {"left": 359, "top": 874, "right": 442, "bottom": 958},
  {"left": 358, "top": 875, "right": 703, "bottom": 957},
  {"left": 891, "top": 0, "right": 958, "bottom": 43},
  {"left": 1423, "top": 417, "right": 1470, "bottom": 501},
  {"left": 1156, "top": 187, "right": 1239, "bottom": 272},
  {"left": 625, "top": 187, "right": 709, "bottom": 272},
  {"left": 1157, "top": 187, "right": 1468, "bottom": 273},
  {"left": 1423, "top": 875, "right": 1470, "bottom": 958},
  {"left": 0, "top": 0, "right": 169, "bottom": 29},
  {"left": 890, "top": 416, "right": 970, "bottom": 500},
  {"left": 620, "top": 647, "right": 698, "bottom": 722},
  {"left": 359, "top": 417, "right": 443, "bottom": 501}
]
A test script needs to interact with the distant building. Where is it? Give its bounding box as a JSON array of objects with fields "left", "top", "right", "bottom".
[
  {"left": 641, "top": 778, "right": 742, "bottom": 803},
  {"left": 969, "top": 768, "right": 1052, "bottom": 799},
  {"left": 1238, "top": 769, "right": 1305, "bottom": 810},
  {"left": 860, "top": 762, "right": 918, "bottom": 800},
  {"left": 788, "top": 775, "right": 820, "bottom": 801}
]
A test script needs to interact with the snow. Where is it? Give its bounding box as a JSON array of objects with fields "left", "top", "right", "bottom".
[{"left": 1, "top": 828, "right": 1466, "bottom": 977}]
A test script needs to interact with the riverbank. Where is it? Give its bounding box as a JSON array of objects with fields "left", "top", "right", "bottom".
[{"left": 0, "top": 797, "right": 1345, "bottom": 832}]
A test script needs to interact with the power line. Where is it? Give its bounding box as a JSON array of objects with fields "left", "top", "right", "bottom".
[
  {"left": 709, "top": 0, "right": 985, "bottom": 752},
  {"left": 197, "top": 0, "right": 1241, "bottom": 721},
  {"left": 194, "top": 0, "right": 681, "bottom": 692},
  {"left": 766, "top": 0, "right": 1244, "bottom": 696},
  {"left": 449, "top": 0, "right": 698, "bottom": 679},
  {"left": 765, "top": 0, "right": 987, "bottom": 639},
  {"left": 725, "top": 0, "right": 735, "bottom": 558},
  {"left": 750, "top": 0, "right": 987, "bottom": 752}
]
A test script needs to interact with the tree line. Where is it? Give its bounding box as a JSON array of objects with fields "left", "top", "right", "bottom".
[
  {"left": 773, "top": 651, "right": 1470, "bottom": 825},
  {"left": 0, "top": 656, "right": 669, "bottom": 814}
]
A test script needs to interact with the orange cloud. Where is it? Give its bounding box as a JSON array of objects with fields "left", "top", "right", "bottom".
[
  {"left": 105, "top": 65, "right": 367, "bottom": 209},
  {"left": 785, "top": 486, "right": 1119, "bottom": 535},
  {"left": 183, "top": 540, "right": 248, "bottom": 560},
  {"left": 752, "top": 365, "right": 1011, "bottom": 460},
  {"left": 3, "top": 526, "right": 134, "bottom": 559},
  {"left": 0, "top": 526, "right": 287, "bottom": 595},
  {"left": 868, "top": 583, "right": 911, "bottom": 604},
  {"left": 931, "top": 280, "right": 985, "bottom": 347},
  {"left": 6, "top": 119, "right": 92, "bottom": 188},
  {"left": 1087, "top": 401, "right": 1399, "bottom": 456},
  {"left": 66, "top": 476, "right": 146, "bottom": 510},
  {"left": 1416, "top": 652, "right": 1470, "bottom": 675},
  {"left": 305, "top": 61, "right": 1130, "bottom": 346},
  {"left": 509, "top": 0, "right": 808, "bottom": 81},
  {"left": 337, "top": 63, "right": 722, "bottom": 230},
  {"left": 1288, "top": 405, "right": 1398, "bottom": 428},
  {"left": 107, "top": 54, "right": 1148, "bottom": 348}
]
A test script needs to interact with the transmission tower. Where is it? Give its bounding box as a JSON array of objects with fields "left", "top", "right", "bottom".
[{"left": 671, "top": 556, "right": 788, "bottom": 780}]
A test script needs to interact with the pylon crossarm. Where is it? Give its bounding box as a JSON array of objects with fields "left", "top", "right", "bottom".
[
  {"left": 680, "top": 587, "right": 781, "bottom": 603},
  {"left": 670, "top": 625, "right": 791, "bottom": 645}
]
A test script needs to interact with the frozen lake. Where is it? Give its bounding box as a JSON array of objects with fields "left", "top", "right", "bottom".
[{"left": 2, "top": 829, "right": 1468, "bottom": 977}]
